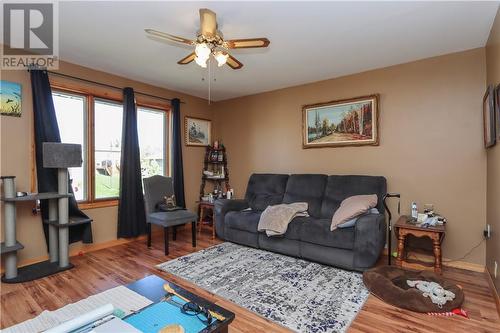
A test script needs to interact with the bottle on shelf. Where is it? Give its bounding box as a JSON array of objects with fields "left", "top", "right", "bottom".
[{"left": 411, "top": 202, "right": 418, "bottom": 219}]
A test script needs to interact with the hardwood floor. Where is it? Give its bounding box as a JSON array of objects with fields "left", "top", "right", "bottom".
[{"left": 1, "top": 225, "right": 499, "bottom": 332}]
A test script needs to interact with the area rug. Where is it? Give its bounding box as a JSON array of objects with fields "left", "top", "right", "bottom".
[{"left": 156, "top": 242, "right": 369, "bottom": 333}]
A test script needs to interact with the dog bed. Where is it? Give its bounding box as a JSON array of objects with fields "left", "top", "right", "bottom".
[{"left": 363, "top": 266, "right": 464, "bottom": 313}]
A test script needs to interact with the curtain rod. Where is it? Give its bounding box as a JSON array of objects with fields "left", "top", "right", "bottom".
[{"left": 46, "top": 71, "right": 185, "bottom": 104}]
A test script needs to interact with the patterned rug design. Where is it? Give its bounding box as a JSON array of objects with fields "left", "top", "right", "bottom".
[{"left": 156, "top": 242, "right": 369, "bottom": 333}]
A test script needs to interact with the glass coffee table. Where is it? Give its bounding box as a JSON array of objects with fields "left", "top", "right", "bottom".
[{"left": 126, "top": 274, "right": 235, "bottom": 333}]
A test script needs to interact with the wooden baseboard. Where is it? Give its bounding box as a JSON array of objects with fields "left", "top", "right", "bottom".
[
  {"left": 382, "top": 248, "right": 485, "bottom": 273},
  {"left": 0, "top": 235, "right": 147, "bottom": 274},
  {"left": 485, "top": 266, "right": 500, "bottom": 318}
]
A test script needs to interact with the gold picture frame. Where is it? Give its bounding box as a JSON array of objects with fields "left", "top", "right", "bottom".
[
  {"left": 302, "top": 94, "right": 379, "bottom": 148},
  {"left": 185, "top": 116, "right": 212, "bottom": 146}
]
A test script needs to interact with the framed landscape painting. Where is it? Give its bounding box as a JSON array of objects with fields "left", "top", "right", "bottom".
[
  {"left": 0, "top": 81, "right": 22, "bottom": 117},
  {"left": 302, "top": 94, "right": 379, "bottom": 148},
  {"left": 483, "top": 85, "right": 496, "bottom": 148},
  {"left": 185, "top": 116, "right": 211, "bottom": 146}
]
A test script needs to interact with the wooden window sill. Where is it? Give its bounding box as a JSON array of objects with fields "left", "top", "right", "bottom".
[{"left": 79, "top": 200, "right": 119, "bottom": 210}]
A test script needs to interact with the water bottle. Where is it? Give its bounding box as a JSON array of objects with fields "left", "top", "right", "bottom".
[{"left": 411, "top": 202, "right": 418, "bottom": 219}]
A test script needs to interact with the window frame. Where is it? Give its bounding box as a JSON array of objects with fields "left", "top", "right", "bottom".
[{"left": 38, "top": 84, "right": 170, "bottom": 210}]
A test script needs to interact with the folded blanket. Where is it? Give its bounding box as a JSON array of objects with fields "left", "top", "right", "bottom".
[{"left": 258, "top": 202, "right": 309, "bottom": 237}]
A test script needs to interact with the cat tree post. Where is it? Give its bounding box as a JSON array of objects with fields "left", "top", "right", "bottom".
[
  {"left": 57, "top": 168, "right": 69, "bottom": 267},
  {"left": 2, "top": 176, "right": 18, "bottom": 279}
]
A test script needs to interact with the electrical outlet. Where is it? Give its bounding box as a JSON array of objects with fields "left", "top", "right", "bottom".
[{"left": 495, "top": 261, "right": 498, "bottom": 279}]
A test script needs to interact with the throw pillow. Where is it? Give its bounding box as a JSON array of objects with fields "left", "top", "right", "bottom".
[
  {"left": 330, "top": 194, "right": 378, "bottom": 231},
  {"left": 337, "top": 208, "right": 380, "bottom": 228}
]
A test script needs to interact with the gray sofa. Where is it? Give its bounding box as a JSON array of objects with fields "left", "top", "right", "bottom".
[{"left": 215, "top": 174, "right": 387, "bottom": 271}]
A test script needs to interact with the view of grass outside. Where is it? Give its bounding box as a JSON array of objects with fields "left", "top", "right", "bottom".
[{"left": 95, "top": 173, "right": 120, "bottom": 198}]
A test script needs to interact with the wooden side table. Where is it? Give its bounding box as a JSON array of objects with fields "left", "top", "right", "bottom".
[
  {"left": 394, "top": 216, "right": 446, "bottom": 274},
  {"left": 198, "top": 201, "right": 216, "bottom": 239}
]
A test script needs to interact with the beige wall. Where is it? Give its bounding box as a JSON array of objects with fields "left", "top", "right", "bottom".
[
  {"left": 0, "top": 61, "right": 212, "bottom": 264},
  {"left": 214, "top": 48, "right": 487, "bottom": 265},
  {"left": 486, "top": 8, "right": 500, "bottom": 291}
]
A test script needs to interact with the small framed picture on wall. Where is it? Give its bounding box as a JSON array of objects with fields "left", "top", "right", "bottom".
[
  {"left": 483, "top": 85, "right": 496, "bottom": 148},
  {"left": 0, "top": 81, "right": 22, "bottom": 117},
  {"left": 185, "top": 116, "right": 212, "bottom": 146}
]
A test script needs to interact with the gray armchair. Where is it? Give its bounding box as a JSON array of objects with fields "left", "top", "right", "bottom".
[{"left": 143, "top": 175, "right": 197, "bottom": 255}]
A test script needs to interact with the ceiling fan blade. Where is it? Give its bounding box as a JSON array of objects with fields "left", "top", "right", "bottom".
[
  {"left": 177, "top": 52, "right": 196, "bottom": 65},
  {"left": 225, "top": 38, "right": 270, "bottom": 49},
  {"left": 199, "top": 8, "right": 217, "bottom": 37},
  {"left": 145, "top": 29, "right": 194, "bottom": 45},
  {"left": 226, "top": 54, "right": 243, "bottom": 70}
]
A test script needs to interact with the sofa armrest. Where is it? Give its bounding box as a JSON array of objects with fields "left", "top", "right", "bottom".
[
  {"left": 214, "top": 199, "right": 249, "bottom": 239},
  {"left": 353, "top": 214, "right": 386, "bottom": 270}
]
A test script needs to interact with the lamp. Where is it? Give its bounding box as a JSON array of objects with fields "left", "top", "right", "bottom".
[
  {"left": 195, "top": 55, "right": 208, "bottom": 68},
  {"left": 214, "top": 51, "right": 229, "bottom": 67},
  {"left": 195, "top": 43, "right": 211, "bottom": 59}
]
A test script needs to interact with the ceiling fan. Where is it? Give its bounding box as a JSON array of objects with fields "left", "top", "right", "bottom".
[{"left": 145, "top": 8, "right": 270, "bottom": 70}]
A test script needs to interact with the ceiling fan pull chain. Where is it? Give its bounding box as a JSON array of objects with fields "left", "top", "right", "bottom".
[{"left": 208, "top": 57, "right": 211, "bottom": 104}]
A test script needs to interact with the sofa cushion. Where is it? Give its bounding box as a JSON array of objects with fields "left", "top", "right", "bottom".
[
  {"left": 245, "top": 174, "right": 289, "bottom": 211},
  {"left": 300, "top": 218, "right": 355, "bottom": 250},
  {"left": 282, "top": 174, "right": 327, "bottom": 218},
  {"left": 279, "top": 216, "right": 304, "bottom": 240},
  {"left": 225, "top": 210, "right": 261, "bottom": 233},
  {"left": 320, "top": 175, "right": 387, "bottom": 219}
]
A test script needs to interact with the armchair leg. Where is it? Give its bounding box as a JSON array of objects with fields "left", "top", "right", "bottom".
[
  {"left": 164, "top": 227, "right": 169, "bottom": 256},
  {"left": 191, "top": 221, "right": 197, "bottom": 248},
  {"left": 147, "top": 223, "right": 151, "bottom": 248},
  {"left": 173, "top": 226, "right": 177, "bottom": 241}
]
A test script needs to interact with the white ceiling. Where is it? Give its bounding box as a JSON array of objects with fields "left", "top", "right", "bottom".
[{"left": 59, "top": 1, "right": 499, "bottom": 101}]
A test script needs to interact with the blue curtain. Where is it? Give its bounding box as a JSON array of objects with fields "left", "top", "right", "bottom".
[
  {"left": 171, "top": 98, "right": 186, "bottom": 208},
  {"left": 30, "top": 69, "right": 93, "bottom": 245},
  {"left": 117, "top": 87, "right": 146, "bottom": 237}
]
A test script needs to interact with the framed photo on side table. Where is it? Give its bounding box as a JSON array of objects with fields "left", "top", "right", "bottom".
[
  {"left": 185, "top": 116, "right": 212, "bottom": 146},
  {"left": 302, "top": 94, "right": 379, "bottom": 148},
  {"left": 483, "top": 85, "right": 496, "bottom": 148}
]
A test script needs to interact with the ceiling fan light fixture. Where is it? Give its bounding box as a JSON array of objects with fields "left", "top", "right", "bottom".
[
  {"left": 195, "top": 43, "right": 211, "bottom": 59},
  {"left": 194, "top": 55, "right": 208, "bottom": 68},
  {"left": 214, "top": 51, "right": 229, "bottom": 67}
]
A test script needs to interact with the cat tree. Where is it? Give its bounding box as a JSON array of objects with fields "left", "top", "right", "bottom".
[{"left": 1, "top": 143, "right": 89, "bottom": 283}]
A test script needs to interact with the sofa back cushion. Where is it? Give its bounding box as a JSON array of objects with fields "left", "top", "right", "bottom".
[
  {"left": 320, "top": 175, "right": 387, "bottom": 219},
  {"left": 282, "top": 174, "right": 327, "bottom": 218},
  {"left": 245, "top": 174, "right": 289, "bottom": 211}
]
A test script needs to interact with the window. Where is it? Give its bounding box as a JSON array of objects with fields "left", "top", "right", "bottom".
[
  {"left": 138, "top": 107, "right": 166, "bottom": 179},
  {"left": 53, "top": 92, "right": 87, "bottom": 201},
  {"left": 51, "top": 88, "right": 168, "bottom": 207},
  {"left": 94, "top": 99, "right": 123, "bottom": 199}
]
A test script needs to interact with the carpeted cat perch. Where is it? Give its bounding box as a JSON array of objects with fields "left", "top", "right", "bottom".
[{"left": 363, "top": 266, "right": 464, "bottom": 313}]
